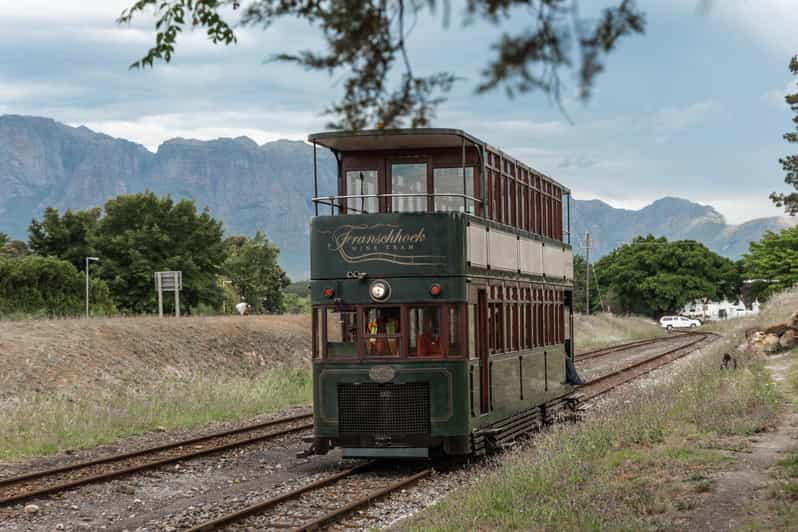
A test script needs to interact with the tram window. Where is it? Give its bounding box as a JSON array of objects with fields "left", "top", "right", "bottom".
[
  {"left": 327, "top": 308, "right": 357, "bottom": 358},
  {"left": 468, "top": 304, "right": 476, "bottom": 359},
  {"left": 448, "top": 306, "right": 462, "bottom": 354},
  {"left": 392, "top": 163, "right": 427, "bottom": 212},
  {"left": 433, "top": 167, "right": 474, "bottom": 213},
  {"left": 409, "top": 306, "right": 443, "bottom": 357},
  {"left": 346, "top": 170, "right": 378, "bottom": 214},
  {"left": 363, "top": 307, "right": 401, "bottom": 357}
]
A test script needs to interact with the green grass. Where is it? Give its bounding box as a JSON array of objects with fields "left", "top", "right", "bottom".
[
  {"left": 0, "top": 366, "right": 312, "bottom": 460},
  {"left": 403, "top": 293, "right": 797, "bottom": 532},
  {"left": 574, "top": 312, "right": 666, "bottom": 352}
]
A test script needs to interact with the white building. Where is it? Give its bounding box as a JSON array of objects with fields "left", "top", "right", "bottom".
[{"left": 681, "top": 298, "right": 760, "bottom": 322}]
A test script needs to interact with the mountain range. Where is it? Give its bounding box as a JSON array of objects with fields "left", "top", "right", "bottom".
[{"left": 1, "top": 114, "right": 794, "bottom": 279}]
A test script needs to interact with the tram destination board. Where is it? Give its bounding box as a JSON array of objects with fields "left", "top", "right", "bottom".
[{"left": 310, "top": 211, "right": 467, "bottom": 278}]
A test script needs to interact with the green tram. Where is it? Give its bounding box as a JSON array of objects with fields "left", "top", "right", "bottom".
[{"left": 305, "top": 129, "right": 576, "bottom": 458}]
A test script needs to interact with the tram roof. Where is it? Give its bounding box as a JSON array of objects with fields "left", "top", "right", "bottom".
[{"left": 307, "top": 128, "right": 569, "bottom": 192}]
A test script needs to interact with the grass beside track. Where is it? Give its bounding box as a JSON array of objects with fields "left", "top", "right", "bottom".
[
  {"left": 0, "top": 366, "right": 311, "bottom": 461},
  {"left": 403, "top": 291, "right": 798, "bottom": 532},
  {"left": 574, "top": 312, "right": 666, "bottom": 352}
]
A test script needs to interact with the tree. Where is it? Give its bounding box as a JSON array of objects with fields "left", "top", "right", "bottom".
[
  {"left": 92, "top": 192, "right": 227, "bottom": 313},
  {"left": 0, "top": 232, "right": 7, "bottom": 247},
  {"left": 223, "top": 231, "right": 290, "bottom": 314},
  {"left": 771, "top": 55, "right": 798, "bottom": 214},
  {"left": 28, "top": 207, "right": 100, "bottom": 271},
  {"left": 119, "top": 0, "right": 645, "bottom": 129},
  {"left": 743, "top": 226, "right": 798, "bottom": 298},
  {"left": 0, "top": 240, "right": 31, "bottom": 258},
  {"left": 593, "top": 235, "right": 741, "bottom": 318}
]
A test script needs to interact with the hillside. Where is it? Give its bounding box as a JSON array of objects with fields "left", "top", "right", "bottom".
[{"left": 2, "top": 114, "right": 793, "bottom": 278}]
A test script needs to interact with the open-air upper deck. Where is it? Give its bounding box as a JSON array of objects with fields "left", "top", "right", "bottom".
[{"left": 308, "top": 128, "right": 571, "bottom": 246}]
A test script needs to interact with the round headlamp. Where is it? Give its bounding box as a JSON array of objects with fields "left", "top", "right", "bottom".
[{"left": 369, "top": 280, "right": 391, "bottom": 301}]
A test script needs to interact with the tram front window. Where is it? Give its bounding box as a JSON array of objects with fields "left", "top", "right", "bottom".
[
  {"left": 363, "top": 307, "right": 401, "bottom": 357},
  {"left": 391, "top": 163, "right": 427, "bottom": 212},
  {"left": 433, "top": 167, "right": 474, "bottom": 214},
  {"left": 346, "top": 170, "right": 378, "bottom": 213},
  {"left": 327, "top": 308, "right": 357, "bottom": 358},
  {"left": 409, "top": 307, "right": 442, "bottom": 357}
]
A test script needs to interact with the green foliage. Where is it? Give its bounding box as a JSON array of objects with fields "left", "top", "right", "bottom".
[
  {"left": 594, "top": 235, "right": 741, "bottom": 317},
  {"left": 0, "top": 232, "right": 7, "bottom": 247},
  {"left": 28, "top": 207, "right": 100, "bottom": 271},
  {"left": 0, "top": 255, "right": 114, "bottom": 317},
  {"left": 283, "top": 293, "right": 311, "bottom": 314},
  {"left": 285, "top": 281, "right": 310, "bottom": 298},
  {"left": 92, "top": 192, "right": 226, "bottom": 314},
  {"left": 743, "top": 226, "right": 798, "bottom": 297},
  {"left": 223, "top": 231, "right": 290, "bottom": 314},
  {"left": 771, "top": 55, "right": 798, "bottom": 213},
  {"left": 119, "top": 0, "right": 645, "bottom": 130}
]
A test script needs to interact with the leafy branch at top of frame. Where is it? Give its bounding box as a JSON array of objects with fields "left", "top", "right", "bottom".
[{"left": 118, "top": 0, "right": 646, "bottom": 129}]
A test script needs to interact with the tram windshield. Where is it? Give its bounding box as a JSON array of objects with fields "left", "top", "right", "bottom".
[{"left": 316, "top": 304, "right": 463, "bottom": 359}]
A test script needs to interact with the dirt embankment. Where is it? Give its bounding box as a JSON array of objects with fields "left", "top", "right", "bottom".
[{"left": 0, "top": 315, "right": 311, "bottom": 400}]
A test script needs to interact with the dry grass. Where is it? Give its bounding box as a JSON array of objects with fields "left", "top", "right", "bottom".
[
  {"left": 0, "top": 315, "right": 313, "bottom": 461},
  {"left": 403, "top": 290, "right": 798, "bottom": 532},
  {"left": 574, "top": 312, "right": 666, "bottom": 352},
  {"left": 0, "top": 314, "right": 311, "bottom": 401}
]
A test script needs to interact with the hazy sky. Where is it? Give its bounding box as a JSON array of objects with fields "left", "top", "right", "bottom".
[{"left": 1, "top": 0, "right": 797, "bottom": 224}]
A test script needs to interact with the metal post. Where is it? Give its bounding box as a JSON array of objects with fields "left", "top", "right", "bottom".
[
  {"left": 461, "top": 137, "right": 467, "bottom": 213},
  {"left": 313, "top": 141, "right": 319, "bottom": 216},
  {"left": 585, "top": 232, "right": 591, "bottom": 315},
  {"left": 157, "top": 274, "right": 164, "bottom": 318},
  {"left": 175, "top": 288, "right": 180, "bottom": 317}
]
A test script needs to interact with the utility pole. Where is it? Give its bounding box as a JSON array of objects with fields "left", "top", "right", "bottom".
[
  {"left": 585, "top": 232, "right": 591, "bottom": 315},
  {"left": 85, "top": 256, "right": 99, "bottom": 318}
]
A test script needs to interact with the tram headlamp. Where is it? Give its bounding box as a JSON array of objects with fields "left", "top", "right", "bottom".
[{"left": 369, "top": 280, "right": 391, "bottom": 301}]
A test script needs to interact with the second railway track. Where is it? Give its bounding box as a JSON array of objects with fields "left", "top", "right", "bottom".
[{"left": 0, "top": 412, "right": 314, "bottom": 507}]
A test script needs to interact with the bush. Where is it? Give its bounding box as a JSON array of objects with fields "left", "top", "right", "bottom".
[{"left": 0, "top": 256, "right": 114, "bottom": 317}]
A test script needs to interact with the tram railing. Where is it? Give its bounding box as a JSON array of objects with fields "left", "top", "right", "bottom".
[{"left": 311, "top": 192, "right": 571, "bottom": 245}]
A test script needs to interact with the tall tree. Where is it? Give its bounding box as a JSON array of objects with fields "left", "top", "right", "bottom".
[
  {"left": 593, "top": 235, "right": 741, "bottom": 317},
  {"left": 743, "top": 226, "right": 798, "bottom": 298},
  {"left": 119, "top": 0, "right": 645, "bottom": 129},
  {"left": 223, "top": 231, "right": 290, "bottom": 314},
  {"left": 28, "top": 207, "right": 101, "bottom": 271},
  {"left": 771, "top": 55, "right": 798, "bottom": 213},
  {"left": 92, "top": 192, "right": 227, "bottom": 313}
]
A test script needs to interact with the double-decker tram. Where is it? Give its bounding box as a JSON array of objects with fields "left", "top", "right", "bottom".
[{"left": 305, "top": 129, "right": 576, "bottom": 458}]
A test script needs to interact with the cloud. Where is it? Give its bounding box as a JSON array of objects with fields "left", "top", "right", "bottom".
[
  {"left": 651, "top": 99, "right": 724, "bottom": 143},
  {"left": 77, "top": 109, "right": 326, "bottom": 151},
  {"left": 763, "top": 81, "right": 797, "bottom": 108}
]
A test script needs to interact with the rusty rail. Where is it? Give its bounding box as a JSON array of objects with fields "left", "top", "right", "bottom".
[
  {"left": 574, "top": 332, "right": 691, "bottom": 362},
  {"left": 0, "top": 412, "right": 313, "bottom": 507},
  {"left": 187, "top": 460, "right": 432, "bottom": 531},
  {"left": 579, "top": 332, "right": 716, "bottom": 401}
]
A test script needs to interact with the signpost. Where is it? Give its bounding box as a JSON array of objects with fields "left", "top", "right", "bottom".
[{"left": 155, "top": 271, "right": 183, "bottom": 317}]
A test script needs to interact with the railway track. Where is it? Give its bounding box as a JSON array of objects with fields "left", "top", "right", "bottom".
[
  {"left": 574, "top": 331, "right": 691, "bottom": 362},
  {"left": 186, "top": 461, "right": 432, "bottom": 531},
  {"left": 0, "top": 412, "right": 313, "bottom": 507},
  {"left": 577, "top": 331, "right": 716, "bottom": 402}
]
